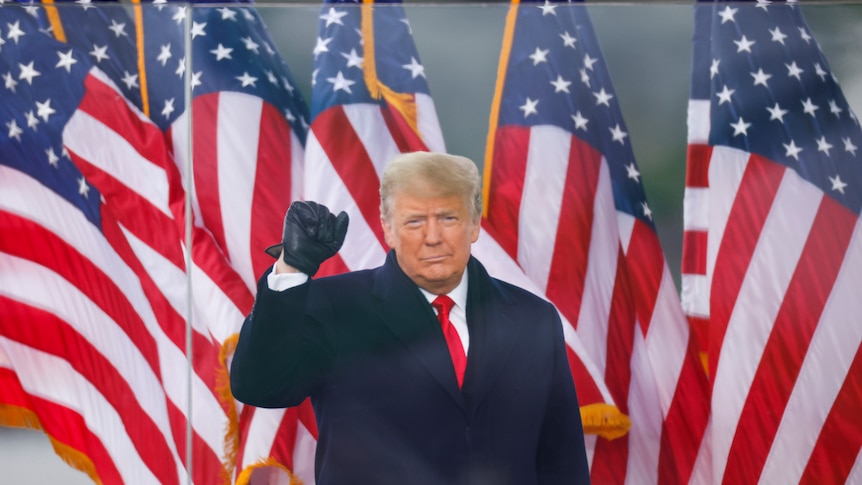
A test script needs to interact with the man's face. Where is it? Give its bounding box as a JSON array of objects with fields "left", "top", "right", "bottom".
[{"left": 381, "top": 187, "right": 480, "bottom": 295}]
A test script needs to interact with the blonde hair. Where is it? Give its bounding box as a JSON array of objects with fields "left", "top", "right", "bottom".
[{"left": 379, "top": 152, "right": 482, "bottom": 224}]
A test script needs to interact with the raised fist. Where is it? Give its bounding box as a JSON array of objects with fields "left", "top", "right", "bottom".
[{"left": 265, "top": 201, "right": 349, "bottom": 276}]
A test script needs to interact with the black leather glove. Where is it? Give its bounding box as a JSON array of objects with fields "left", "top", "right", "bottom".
[{"left": 264, "top": 201, "right": 349, "bottom": 276}]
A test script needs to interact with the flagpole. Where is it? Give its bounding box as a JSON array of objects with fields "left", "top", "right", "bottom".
[{"left": 183, "top": 9, "right": 195, "bottom": 485}]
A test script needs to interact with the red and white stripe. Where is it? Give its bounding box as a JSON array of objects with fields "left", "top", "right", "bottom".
[
  {"left": 484, "top": 124, "right": 709, "bottom": 484},
  {"left": 684, "top": 98, "right": 862, "bottom": 484}
]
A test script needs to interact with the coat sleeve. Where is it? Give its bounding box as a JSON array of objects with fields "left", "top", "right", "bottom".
[
  {"left": 229, "top": 267, "right": 335, "bottom": 408},
  {"left": 536, "top": 306, "right": 591, "bottom": 484}
]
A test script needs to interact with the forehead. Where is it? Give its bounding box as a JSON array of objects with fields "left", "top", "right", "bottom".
[{"left": 391, "top": 190, "right": 469, "bottom": 215}]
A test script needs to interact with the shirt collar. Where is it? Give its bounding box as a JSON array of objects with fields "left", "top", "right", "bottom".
[{"left": 419, "top": 269, "right": 468, "bottom": 311}]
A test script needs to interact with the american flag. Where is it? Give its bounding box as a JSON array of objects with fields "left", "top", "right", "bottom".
[
  {"left": 683, "top": 1, "right": 862, "bottom": 483},
  {"left": 0, "top": 1, "right": 308, "bottom": 483},
  {"left": 481, "top": 1, "right": 710, "bottom": 483}
]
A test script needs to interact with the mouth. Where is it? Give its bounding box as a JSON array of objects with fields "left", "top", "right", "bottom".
[{"left": 421, "top": 255, "right": 449, "bottom": 263}]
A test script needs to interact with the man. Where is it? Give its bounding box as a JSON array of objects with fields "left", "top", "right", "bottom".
[{"left": 230, "top": 152, "right": 590, "bottom": 484}]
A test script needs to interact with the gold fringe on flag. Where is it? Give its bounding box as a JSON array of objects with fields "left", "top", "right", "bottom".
[
  {"left": 217, "top": 333, "right": 242, "bottom": 484},
  {"left": 579, "top": 403, "right": 632, "bottom": 441},
  {"left": 0, "top": 403, "right": 103, "bottom": 484},
  {"left": 236, "top": 457, "right": 304, "bottom": 485},
  {"left": 360, "top": 0, "right": 420, "bottom": 139}
]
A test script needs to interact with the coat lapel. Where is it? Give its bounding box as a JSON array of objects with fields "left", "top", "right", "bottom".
[
  {"left": 373, "top": 251, "right": 466, "bottom": 409},
  {"left": 461, "top": 257, "right": 521, "bottom": 419}
]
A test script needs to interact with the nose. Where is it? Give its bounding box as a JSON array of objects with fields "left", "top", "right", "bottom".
[{"left": 424, "top": 218, "right": 443, "bottom": 245}]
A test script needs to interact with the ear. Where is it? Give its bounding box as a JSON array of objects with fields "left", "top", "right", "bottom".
[
  {"left": 381, "top": 218, "right": 395, "bottom": 248},
  {"left": 469, "top": 219, "right": 480, "bottom": 243}
]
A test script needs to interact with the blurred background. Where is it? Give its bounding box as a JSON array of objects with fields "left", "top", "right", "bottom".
[{"left": 3, "top": 1, "right": 862, "bottom": 483}]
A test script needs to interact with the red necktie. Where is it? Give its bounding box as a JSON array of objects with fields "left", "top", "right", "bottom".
[{"left": 432, "top": 295, "right": 466, "bottom": 388}]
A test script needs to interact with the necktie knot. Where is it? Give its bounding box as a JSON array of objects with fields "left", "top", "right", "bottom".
[{"left": 432, "top": 295, "right": 455, "bottom": 319}]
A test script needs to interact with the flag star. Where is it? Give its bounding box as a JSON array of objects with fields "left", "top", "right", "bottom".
[
  {"left": 593, "top": 88, "right": 613, "bottom": 107},
  {"left": 18, "top": 61, "right": 40, "bottom": 85},
  {"left": 76, "top": 0, "right": 94, "bottom": 11},
  {"left": 519, "top": 97, "right": 539, "bottom": 117},
  {"left": 710, "top": 59, "right": 720, "bottom": 79},
  {"left": 62, "top": 147, "right": 70, "bottom": 159},
  {"left": 320, "top": 7, "right": 348, "bottom": 26},
  {"left": 610, "top": 124, "right": 628, "bottom": 144},
  {"left": 770, "top": 27, "right": 787, "bottom": 45},
  {"left": 730, "top": 117, "right": 751, "bottom": 136},
  {"left": 786, "top": 61, "right": 803, "bottom": 80},
  {"left": 242, "top": 9, "right": 255, "bottom": 22},
  {"left": 716, "top": 84, "right": 734, "bottom": 105},
  {"left": 755, "top": 0, "right": 772, "bottom": 10},
  {"left": 242, "top": 36, "right": 260, "bottom": 54},
  {"left": 829, "top": 174, "right": 847, "bottom": 194},
  {"left": 402, "top": 56, "right": 425, "bottom": 79},
  {"left": 25, "top": 110, "right": 38, "bottom": 129},
  {"left": 217, "top": 7, "right": 237, "bottom": 21},
  {"left": 538, "top": 0, "right": 556, "bottom": 16},
  {"left": 162, "top": 98, "right": 175, "bottom": 118},
  {"left": 529, "top": 47, "right": 549, "bottom": 66},
  {"left": 191, "top": 71, "right": 203, "bottom": 89},
  {"left": 400, "top": 18, "right": 413, "bottom": 35},
  {"left": 314, "top": 36, "right": 333, "bottom": 56},
  {"left": 579, "top": 68, "right": 590, "bottom": 87},
  {"left": 77, "top": 177, "right": 90, "bottom": 198},
  {"left": 814, "top": 63, "right": 828, "bottom": 81},
  {"left": 236, "top": 71, "right": 257, "bottom": 87},
  {"left": 89, "top": 44, "right": 109, "bottom": 63},
  {"left": 266, "top": 70, "right": 278, "bottom": 85},
  {"left": 829, "top": 100, "right": 843, "bottom": 118},
  {"left": 121, "top": 71, "right": 139, "bottom": 90},
  {"left": 571, "top": 111, "right": 588, "bottom": 131},
  {"left": 0, "top": 37, "right": 5, "bottom": 51},
  {"left": 767, "top": 102, "right": 788, "bottom": 123},
  {"left": 801, "top": 97, "right": 819, "bottom": 117},
  {"left": 583, "top": 53, "right": 598, "bottom": 71},
  {"left": 282, "top": 77, "right": 295, "bottom": 93},
  {"left": 798, "top": 27, "right": 812, "bottom": 44},
  {"left": 843, "top": 137, "right": 858, "bottom": 156},
  {"left": 7, "top": 21, "right": 25, "bottom": 44},
  {"left": 3, "top": 72, "right": 17, "bottom": 92},
  {"left": 312, "top": 67, "right": 319, "bottom": 87},
  {"left": 327, "top": 71, "right": 355, "bottom": 93},
  {"left": 154, "top": 44, "right": 172, "bottom": 66},
  {"left": 175, "top": 57, "right": 186, "bottom": 78},
  {"left": 560, "top": 31, "right": 577, "bottom": 48},
  {"left": 750, "top": 68, "right": 772, "bottom": 87},
  {"left": 6, "top": 119, "right": 22, "bottom": 141},
  {"left": 626, "top": 162, "right": 640, "bottom": 182},
  {"left": 550, "top": 75, "right": 571, "bottom": 93},
  {"left": 341, "top": 48, "right": 363, "bottom": 69},
  {"left": 734, "top": 35, "right": 755, "bottom": 53},
  {"left": 24, "top": 4, "right": 41, "bottom": 16},
  {"left": 284, "top": 109, "right": 296, "bottom": 122},
  {"left": 783, "top": 140, "right": 803, "bottom": 160},
  {"left": 263, "top": 42, "right": 275, "bottom": 56},
  {"left": 55, "top": 49, "right": 77, "bottom": 73},
  {"left": 718, "top": 5, "right": 737, "bottom": 23},
  {"left": 816, "top": 136, "right": 833, "bottom": 155},
  {"left": 108, "top": 19, "right": 128, "bottom": 37},
  {"left": 46, "top": 147, "right": 59, "bottom": 167},
  {"left": 153, "top": 0, "right": 167, "bottom": 10},
  {"left": 36, "top": 99, "right": 55, "bottom": 121},
  {"left": 172, "top": 7, "right": 187, "bottom": 24},
  {"left": 190, "top": 22, "right": 206, "bottom": 39},
  {"left": 210, "top": 43, "right": 233, "bottom": 61},
  {"left": 641, "top": 201, "right": 653, "bottom": 220}
]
